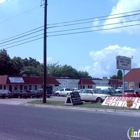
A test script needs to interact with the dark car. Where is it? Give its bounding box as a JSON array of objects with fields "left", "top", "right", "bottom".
[
  {"left": 12, "top": 90, "right": 30, "bottom": 98},
  {"left": 38, "top": 88, "right": 53, "bottom": 98},
  {"left": 123, "top": 89, "right": 140, "bottom": 97},
  {"left": 0, "top": 90, "right": 13, "bottom": 99},
  {"left": 28, "top": 90, "right": 42, "bottom": 98}
]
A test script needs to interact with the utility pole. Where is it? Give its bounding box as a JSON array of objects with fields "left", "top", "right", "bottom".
[{"left": 43, "top": 0, "right": 47, "bottom": 103}]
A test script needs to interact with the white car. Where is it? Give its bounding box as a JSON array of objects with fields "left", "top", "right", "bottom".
[
  {"left": 79, "top": 89, "right": 110, "bottom": 103},
  {"left": 55, "top": 88, "right": 72, "bottom": 96},
  {"left": 115, "top": 87, "right": 123, "bottom": 93}
]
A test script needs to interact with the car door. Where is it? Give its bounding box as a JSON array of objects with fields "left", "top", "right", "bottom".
[
  {"left": 79, "top": 89, "right": 88, "bottom": 101},
  {"left": 60, "top": 89, "right": 64, "bottom": 96},
  {"left": 86, "top": 90, "right": 95, "bottom": 101}
]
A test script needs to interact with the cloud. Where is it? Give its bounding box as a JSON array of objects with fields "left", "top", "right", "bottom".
[
  {"left": 38, "top": 57, "right": 53, "bottom": 64},
  {"left": 84, "top": 45, "right": 140, "bottom": 78},
  {"left": 0, "top": 0, "right": 7, "bottom": 3},
  {"left": 93, "top": 0, "right": 140, "bottom": 34}
]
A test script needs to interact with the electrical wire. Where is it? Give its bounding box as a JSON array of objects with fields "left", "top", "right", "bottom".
[
  {"left": 47, "top": 9, "right": 140, "bottom": 26},
  {"left": 0, "top": 10, "right": 140, "bottom": 43},
  {"left": 0, "top": 6, "right": 40, "bottom": 24},
  {"left": 48, "top": 23, "right": 140, "bottom": 37},
  {"left": 1, "top": 22, "right": 140, "bottom": 50},
  {"left": 0, "top": 9, "right": 140, "bottom": 49},
  {"left": 1, "top": 18, "right": 140, "bottom": 47},
  {"left": 47, "top": 18, "right": 140, "bottom": 34},
  {"left": 0, "top": 18, "right": 140, "bottom": 46},
  {"left": 3, "top": 37, "right": 43, "bottom": 49}
]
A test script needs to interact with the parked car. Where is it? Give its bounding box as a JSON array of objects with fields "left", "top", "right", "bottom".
[
  {"left": 115, "top": 87, "right": 123, "bottom": 93},
  {"left": 123, "top": 89, "right": 140, "bottom": 97},
  {"left": 38, "top": 88, "right": 52, "bottom": 98},
  {"left": 12, "top": 90, "right": 30, "bottom": 98},
  {"left": 79, "top": 89, "right": 110, "bottom": 103},
  {"left": 28, "top": 90, "right": 42, "bottom": 98},
  {"left": 0, "top": 90, "right": 14, "bottom": 98},
  {"left": 95, "top": 86, "right": 122, "bottom": 96},
  {"left": 55, "top": 88, "right": 72, "bottom": 96}
]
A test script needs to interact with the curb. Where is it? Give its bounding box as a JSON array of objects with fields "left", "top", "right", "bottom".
[{"left": 24, "top": 103, "right": 140, "bottom": 115}]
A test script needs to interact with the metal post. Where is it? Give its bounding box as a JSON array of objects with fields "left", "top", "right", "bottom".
[
  {"left": 123, "top": 69, "right": 125, "bottom": 94},
  {"left": 43, "top": 0, "right": 47, "bottom": 103}
]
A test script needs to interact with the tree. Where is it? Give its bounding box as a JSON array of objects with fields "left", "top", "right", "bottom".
[
  {"left": 0, "top": 50, "right": 92, "bottom": 78},
  {"left": 12, "top": 57, "right": 24, "bottom": 75},
  {"left": 0, "top": 49, "right": 14, "bottom": 75},
  {"left": 117, "top": 70, "right": 123, "bottom": 79},
  {"left": 110, "top": 75, "right": 118, "bottom": 79},
  {"left": 47, "top": 63, "right": 91, "bottom": 78}
]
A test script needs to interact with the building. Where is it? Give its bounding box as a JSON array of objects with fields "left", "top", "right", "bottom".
[
  {"left": 108, "top": 79, "right": 123, "bottom": 88},
  {"left": 78, "top": 78, "right": 96, "bottom": 89},
  {"left": 0, "top": 75, "right": 60, "bottom": 92},
  {"left": 124, "top": 68, "right": 140, "bottom": 89},
  {"left": 55, "top": 78, "right": 96, "bottom": 91},
  {"left": 0, "top": 75, "right": 122, "bottom": 92}
]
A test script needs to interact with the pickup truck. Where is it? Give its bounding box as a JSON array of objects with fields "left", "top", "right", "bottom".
[{"left": 55, "top": 88, "right": 72, "bottom": 96}]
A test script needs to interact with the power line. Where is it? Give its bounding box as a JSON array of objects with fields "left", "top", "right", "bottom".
[
  {"left": 1, "top": 10, "right": 140, "bottom": 43},
  {"left": 0, "top": 6, "right": 40, "bottom": 24},
  {"left": 47, "top": 18, "right": 140, "bottom": 34},
  {"left": 3, "top": 37, "right": 43, "bottom": 49},
  {"left": 46, "top": 12, "right": 140, "bottom": 28},
  {"left": 0, "top": 26, "right": 43, "bottom": 42},
  {"left": 0, "top": 29, "right": 43, "bottom": 45},
  {"left": 0, "top": 18, "right": 139, "bottom": 46},
  {"left": 1, "top": 22, "right": 140, "bottom": 50},
  {"left": 47, "top": 9, "right": 140, "bottom": 26},
  {"left": 0, "top": 33, "right": 43, "bottom": 47},
  {"left": 48, "top": 23, "right": 140, "bottom": 37}
]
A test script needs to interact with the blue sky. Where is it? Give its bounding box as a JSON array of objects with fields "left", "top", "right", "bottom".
[{"left": 0, "top": 0, "right": 140, "bottom": 78}]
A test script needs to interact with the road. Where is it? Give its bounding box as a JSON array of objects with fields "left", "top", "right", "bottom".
[{"left": 0, "top": 103, "right": 139, "bottom": 140}]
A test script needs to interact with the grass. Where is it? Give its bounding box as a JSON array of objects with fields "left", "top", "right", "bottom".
[{"left": 28, "top": 100, "right": 140, "bottom": 111}]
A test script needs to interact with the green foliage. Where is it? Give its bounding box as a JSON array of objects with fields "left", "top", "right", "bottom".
[
  {"left": 0, "top": 49, "right": 14, "bottom": 75},
  {"left": 0, "top": 50, "right": 91, "bottom": 78},
  {"left": 110, "top": 75, "right": 118, "bottom": 79},
  {"left": 117, "top": 70, "right": 123, "bottom": 79}
]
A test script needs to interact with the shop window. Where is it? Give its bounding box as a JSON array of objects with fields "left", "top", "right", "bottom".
[
  {"left": 35, "top": 85, "right": 37, "bottom": 90},
  {"left": 4, "top": 85, "right": 6, "bottom": 90},
  {"left": 20, "top": 85, "right": 23, "bottom": 90},
  {"left": 24, "top": 86, "right": 27, "bottom": 90},
  {"left": 0, "top": 85, "right": 2, "bottom": 89},
  {"left": 29, "top": 85, "right": 32, "bottom": 90},
  {"left": 88, "top": 85, "right": 92, "bottom": 89}
]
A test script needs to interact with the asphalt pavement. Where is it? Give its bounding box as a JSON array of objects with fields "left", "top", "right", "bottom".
[{"left": 0, "top": 103, "right": 140, "bottom": 140}]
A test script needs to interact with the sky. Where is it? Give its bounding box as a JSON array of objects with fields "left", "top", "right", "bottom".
[{"left": 0, "top": 0, "right": 140, "bottom": 78}]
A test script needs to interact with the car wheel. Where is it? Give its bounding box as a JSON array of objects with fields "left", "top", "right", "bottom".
[
  {"left": 47, "top": 96, "right": 50, "bottom": 98},
  {"left": 56, "top": 93, "right": 59, "bottom": 96},
  {"left": 96, "top": 97, "right": 103, "bottom": 103}
]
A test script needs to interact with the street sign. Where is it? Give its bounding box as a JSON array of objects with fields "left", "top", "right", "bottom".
[
  {"left": 65, "top": 92, "right": 83, "bottom": 105},
  {"left": 116, "top": 56, "right": 131, "bottom": 70}
]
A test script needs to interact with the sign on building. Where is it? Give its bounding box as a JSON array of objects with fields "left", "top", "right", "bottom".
[
  {"left": 116, "top": 56, "right": 131, "bottom": 70},
  {"left": 9, "top": 77, "right": 25, "bottom": 83}
]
